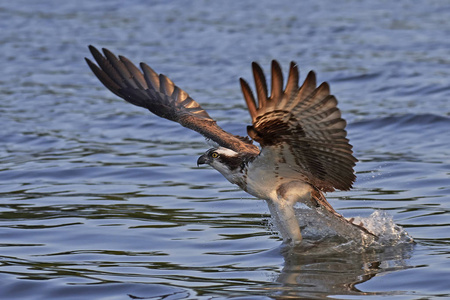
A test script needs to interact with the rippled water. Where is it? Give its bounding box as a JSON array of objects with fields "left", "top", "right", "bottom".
[{"left": 1, "top": 0, "right": 449, "bottom": 299}]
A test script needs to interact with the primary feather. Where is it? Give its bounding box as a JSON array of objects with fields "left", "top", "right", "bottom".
[
  {"left": 85, "top": 46, "right": 258, "bottom": 155},
  {"left": 241, "top": 61, "right": 357, "bottom": 192}
]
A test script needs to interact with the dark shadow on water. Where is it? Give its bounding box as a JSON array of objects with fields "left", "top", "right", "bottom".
[{"left": 128, "top": 289, "right": 193, "bottom": 300}]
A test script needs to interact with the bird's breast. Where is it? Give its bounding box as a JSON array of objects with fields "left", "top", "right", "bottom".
[{"left": 243, "top": 159, "right": 282, "bottom": 200}]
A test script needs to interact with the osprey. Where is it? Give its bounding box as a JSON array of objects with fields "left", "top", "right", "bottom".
[{"left": 86, "top": 46, "right": 375, "bottom": 244}]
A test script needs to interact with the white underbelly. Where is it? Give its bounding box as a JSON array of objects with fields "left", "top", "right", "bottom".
[
  {"left": 244, "top": 159, "right": 282, "bottom": 200},
  {"left": 244, "top": 151, "right": 312, "bottom": 201}
]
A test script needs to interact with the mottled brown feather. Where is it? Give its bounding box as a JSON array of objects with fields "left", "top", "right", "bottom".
[
  {"left": 243, "top": 61, "right": 357, "bottom": 192},
  {"left": 86, "top": 46, "right": 259, "bottom": 155}
]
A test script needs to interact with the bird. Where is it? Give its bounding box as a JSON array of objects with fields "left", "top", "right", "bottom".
[{"left": 85, "top": 45, "right": 375, "bottom": 245}]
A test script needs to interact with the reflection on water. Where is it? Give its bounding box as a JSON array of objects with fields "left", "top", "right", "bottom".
[
  {"left": 270, "top": 241, "right": 414, "bottom": 299},
  {"left": 259, "top": 210, "right": 416, "bottom": 298}
]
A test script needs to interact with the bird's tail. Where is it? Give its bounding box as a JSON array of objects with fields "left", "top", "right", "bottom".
[{"left": 311, "top": 188, "right": 377, "bottom": 238}]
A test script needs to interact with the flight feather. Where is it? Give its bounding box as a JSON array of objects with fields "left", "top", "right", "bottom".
[
  {"left": 240, "top": 61, "right": 357, "bottom": 192},
  {"left": 85, "top": 46, "right": 259, "bottom": 155}
]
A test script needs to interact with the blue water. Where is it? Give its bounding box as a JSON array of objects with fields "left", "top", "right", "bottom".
[{"left": 1, "top": 0, "right": 449, "bottom": 299}]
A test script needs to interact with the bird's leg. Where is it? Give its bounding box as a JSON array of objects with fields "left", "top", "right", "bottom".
[
  {"left": 266, "top": 196, "right": 303, "bottom": 245},
  {"left": 266, "top": 181, "right": 316, "bottom": 245}
]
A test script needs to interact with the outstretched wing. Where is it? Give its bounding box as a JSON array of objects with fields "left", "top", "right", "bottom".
[
  {"left": 240, "top": 61, "right": 357, "bottom": 192},
  {"left": 85, "top": 46, "right": 259, "bottom": 155}
]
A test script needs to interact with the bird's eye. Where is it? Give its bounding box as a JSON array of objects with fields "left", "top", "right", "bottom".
[{"left": 211, "top": 152, "right": 219, "bottom": 158}]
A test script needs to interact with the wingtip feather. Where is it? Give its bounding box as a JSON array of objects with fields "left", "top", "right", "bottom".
[
  {"left": 284, "top": 61, "right": 299, "bottom": 96},
  {"left": 252, "top": 62, "right": 268, "bottom": 109},
  {"left": 240, "top": 77, "right": 257, "bottom": 122},
  {"left": 270, "top": 60, "right": 283, "bottom": 102}
]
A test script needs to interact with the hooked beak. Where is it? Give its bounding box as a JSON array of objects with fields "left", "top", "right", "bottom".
[{"left": 197, "top": 154, "right": 209, "bottom": 167}]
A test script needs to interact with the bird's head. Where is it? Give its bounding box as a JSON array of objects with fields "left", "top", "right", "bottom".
[{"left": 197, "top": 147, "right": 244, "bottom": 183}]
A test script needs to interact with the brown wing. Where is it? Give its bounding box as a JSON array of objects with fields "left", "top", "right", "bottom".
[
  {"left": 85, "top": 46, "right": 259, "bottom": 155},
  {"left": 240, "top": 61, "right": 357, "bottom": 192}
]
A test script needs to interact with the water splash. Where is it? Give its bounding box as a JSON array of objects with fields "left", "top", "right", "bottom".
[
  {"left": 351, "top": 210, "right": 414, "bottom": 246},
  {"left": 269, "top": 207, "right": 414, "bottom": 253}
]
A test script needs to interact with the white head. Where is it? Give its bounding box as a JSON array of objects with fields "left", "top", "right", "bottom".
[{"left": 197, "top": 147, "right": 244, "bottom": 183}]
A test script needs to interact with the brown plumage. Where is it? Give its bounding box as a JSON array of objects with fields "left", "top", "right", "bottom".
[
  {"left": 240, "top": 60, "right": 357, "bottom": 192},
  {"left": 85, "top": 46, "right": 259, "bottom": 156}
]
